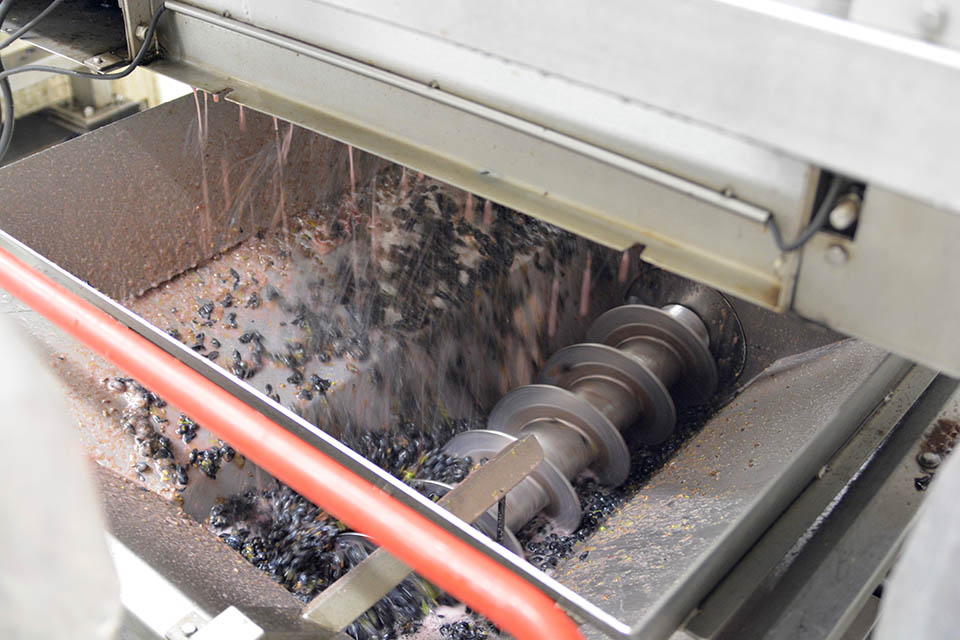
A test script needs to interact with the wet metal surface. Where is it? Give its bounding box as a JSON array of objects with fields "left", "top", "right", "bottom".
[
  {"left": 712, "top": 376, "right": 960, "bottom": 640},
  {"left": 553, "top": 340, "right": 903, "bottom": 640},
  {"left": 727, "top": 297, "right": 843, "bottom": 388},
  {"left": 0, "top": 93, "right": 378, "bottom": 301},
  {"left": 687, "top": 364, "right": 938, "bottom": 638},
  {"left": 94, "top": 464, "right": 301, "bottom": 617}
]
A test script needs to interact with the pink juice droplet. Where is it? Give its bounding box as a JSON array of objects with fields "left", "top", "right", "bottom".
[
  {"left": 548, "top": 274, "right": 560, "bottom": 338},
  {"left": 191, "top": 88, "right": 204, "bottom": 142},
  {"left": 579, "top": 252, "right": 592, "bottom": 317},
  {"left": 347, "top": 145, "right": 357, "bottom": 202},
  {"left": 220, "top": 156, "right": 232, "bottom": 215},
  {"left": 192, "top": 89, "right": 211, "bottom": 250},
  {"left": 619, "top": 249, "right": 630, "bottom": 284},
  {"left": 370, "top": 178, "right": 380, "bottom": 265},
  {"left": 281, "top": 123, "right": 294, "bottom": 165},
  {"left": 202, "top": 91, "right": 209, "bottom": 146},
  {"left": 464, "top": 193, "right": 474, "bottom": 223},
  {"left": 399, "top": 167, "right": 408, "bottom": 200},
  {"left": 270, "top": 119, "right": 288, "bottom": 237}
]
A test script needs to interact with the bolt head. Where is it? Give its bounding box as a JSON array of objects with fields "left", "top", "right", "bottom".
[
  {"left": 825, "top": 244, "right": 849, "bottom": 265},
  {"left": 82, "top": 105, "right": 95, "bottom": 118},
  {"left": 918, "top": 451, "right": 942, "bottom": 470},
  {"left": 829, "top": 196, "right": 860, "bottom": 232},
  {"left": 180, "top": 621, "right": 198, "bottom": 636},
  {"left": 135, "top": 24, "right": 149, "bottom": 41}
]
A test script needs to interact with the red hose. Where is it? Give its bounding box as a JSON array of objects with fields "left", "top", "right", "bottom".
[{"left": 0, "top": 245, "right": 583, "bottom": 640}]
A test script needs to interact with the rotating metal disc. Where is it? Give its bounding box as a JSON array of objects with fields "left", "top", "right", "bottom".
[
  {"left": 587, "top": 305, "right": 719, "bottom": 405},
  {"left": 488, "top": 385, "right": 631, "bottom": 486},
  {"left": 412, "top": 479, "right": 523, "bottom": 555},
  {"left": 334, "top": 531, "right": 377, "bottom": 552},
  {"left": 625, "top": 262, "right": 746, "bottom": 388},
  {"left": 539, "top": 342, "right": 677, "bottom": 445},
  {"left": 442, "top": 428, "right": 516, "bottom": 460},
  {"left": 443, "top": 429, "right": 582, "bottom": 533}
]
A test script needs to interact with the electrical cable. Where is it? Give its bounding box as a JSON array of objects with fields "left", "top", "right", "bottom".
[
  {"left": 0, "top": 0, "right": 65, "bottom": 51},
  {"left": 0, "top": 0, "right": 16, "bottom": 162},
  {"left": 0, "top": 2, "right": 165, "bottom": 164},
  {"left": 769, "top": 175, "right": 843, "bottom": 252},
  {"left": 0, "top": 62, "right": 12, "bottom": 163},
  {"left": 0, "top": 2, "right": 165, "bottom": 84},
  {"left": 0, "top": 0, "right": 14, "bottom": 36}
]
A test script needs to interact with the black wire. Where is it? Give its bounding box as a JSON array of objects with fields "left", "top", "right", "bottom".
[
  {"left": 0, "top": 0, "right": 65, "bottom": 51},
  {"left": 0, "top": 2, "right": 165, "bottom": 84},
  {"left": 769, "top": 175, "right": 843, "bottom": 252},
  {"left": 0, "top": 0, "right": 14, "bottom": 31},
  {"left": 0, "top": 61, "right": 13, "bottom": 164},
  {"left": 0, "top": 2, "right": 165, "bottom": 165},
  {"left": 0, "top": 0, "right": 16, "bottom": 163}
]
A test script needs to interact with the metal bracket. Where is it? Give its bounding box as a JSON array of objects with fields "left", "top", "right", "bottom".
[
  {"left": 82, "top": 52, "right": 125, "bottom": 72},
  {"left": 167, "top": 607, "right": 263, "bottom": 640},
  {"left": 165, "top": 611, "right": 209, "bottom": 640}
]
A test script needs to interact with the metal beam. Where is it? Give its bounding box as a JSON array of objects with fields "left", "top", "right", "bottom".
[{"left": 225, "top": 0, "right": 960, "bottom": 215}]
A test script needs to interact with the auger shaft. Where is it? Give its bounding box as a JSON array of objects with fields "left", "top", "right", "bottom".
[{"left": 442, "top": 303, "right": 719, "bottom": 544}]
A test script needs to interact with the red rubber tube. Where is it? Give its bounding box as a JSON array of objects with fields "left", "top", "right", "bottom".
[{"left": 0, "top": 245, "right": 583, "bottom": 640}]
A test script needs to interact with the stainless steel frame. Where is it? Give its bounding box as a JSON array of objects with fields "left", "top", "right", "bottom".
[
  {"left": 167, "top": 0, "right": 960, "bottom": 214},
  {"left": 553, "top": 341, "right": 913, "bottom": 639}
]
